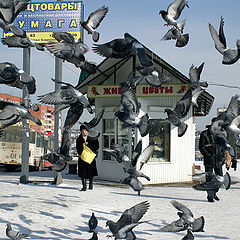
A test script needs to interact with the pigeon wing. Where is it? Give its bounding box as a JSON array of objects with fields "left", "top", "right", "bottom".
[
  {"left": 171, "top": 200, "right": 193, "bottom": 217},
  {"left": 192, "top": 216, "right": 205, "bottom": 232},
  {"left": 167, "top": 0, "right": 187, "bottom": 20},
  {"left": 219, "top": 16, "right": 227, "bottom": 49},
  {"left": 173, "top": 89, "right": 192, "bottom": 118},
  {"left": 189, "top": 62, "right": 204, "bottom": 84},
  {"left": 14, "top": 0, "right": 30, "bottom": 19},
  {"left": 160, "top": 218, "right": 186, "bottom": 232},
  {"left": 138, "top": 145, "right": 155, "bottom": 170},
  {"left": 64, "top": 103, "right": 84, "bottom": 129},
  {"left": 45, "top": 42, "right": 73, "bottom": 58},
  {"left": 131, "top": 140, "right": 142, "bottom": 168},
  {"left": 209, "top": 23, "right": 226, "bottom": 55},
  {"left": 85, "top": 109, "right": 104, "bottom": 129},
  {"left": 0, "top": 102, "right": 19, "bottom": 120},
  {"left": 52, "top": 32, "right": 75, "bottom": 44},
  {"left": 85, "top": 5, "right": 109, "bottom": 30},
  {"left": 117, "top": 201, "right": 150, "bottom": 227}
]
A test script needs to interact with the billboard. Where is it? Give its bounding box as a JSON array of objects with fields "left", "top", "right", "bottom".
[{"left": 4, "top": 1, "right": 83, "bottom": 43}]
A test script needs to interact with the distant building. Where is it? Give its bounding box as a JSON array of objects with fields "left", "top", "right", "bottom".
[{"left": 0, "top": 93, "right": 56, "bottom": 135}]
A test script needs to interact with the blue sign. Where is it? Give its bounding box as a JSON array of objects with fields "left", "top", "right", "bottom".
[{"left": 4, "top": 1, "right": 83, "bottom": 43}]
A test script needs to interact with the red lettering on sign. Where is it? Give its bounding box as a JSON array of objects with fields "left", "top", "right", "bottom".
[{"left": 103, "top": 88, "right": 111, "bottom": 95}]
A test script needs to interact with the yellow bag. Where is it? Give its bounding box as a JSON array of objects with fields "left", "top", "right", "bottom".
[{"left": 80, "top": 144, "right": 96, "bottom": 164}]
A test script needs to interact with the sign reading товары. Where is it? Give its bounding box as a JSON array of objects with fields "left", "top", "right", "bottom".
[{"left": 4, "top": 1, "right": 83, "bottom": 43}]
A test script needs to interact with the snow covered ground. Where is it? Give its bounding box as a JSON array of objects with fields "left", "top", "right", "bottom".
[{"left": 0, "top": 167, "right": 239, "bottom": 240}]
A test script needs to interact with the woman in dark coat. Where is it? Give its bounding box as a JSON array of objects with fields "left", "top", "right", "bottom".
[{"left": 76, "top": 124, "right": 99, "bottom": 191}]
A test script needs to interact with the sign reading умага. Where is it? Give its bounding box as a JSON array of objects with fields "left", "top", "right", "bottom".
[{"left": 3, "top": 1, "right": 83, "bottom": 43}]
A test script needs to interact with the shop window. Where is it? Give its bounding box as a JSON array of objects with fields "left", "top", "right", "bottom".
[
  {"left": 103, "top": 119, "right": 129, "bottom": 161},
  {"left": 148, "top": 119, "right": 170, "bottom": 162}
]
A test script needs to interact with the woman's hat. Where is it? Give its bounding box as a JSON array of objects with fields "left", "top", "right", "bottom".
[{"left": 80, "top": 124, "right": 89, "bottom": 131}]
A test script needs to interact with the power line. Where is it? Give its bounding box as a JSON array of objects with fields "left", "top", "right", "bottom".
[{"left": 208, "top": 81, "right": 240, "bottom": 90}]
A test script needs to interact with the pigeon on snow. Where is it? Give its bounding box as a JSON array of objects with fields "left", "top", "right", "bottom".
[
  {"left": 160, "top": 200, "right": 205, "bottom": 233},
  {"left": 93, "top": 33, "right": 153, "bottom": 67},
  {"left": 161, "top": 19, "right": 189, "bottom": 48},
  {"left": 6, "top": 223, "right": 29, "bottom": 239},
  {"left": 88, "top": 212, "right": 98, "bottom": 232},
  {"left": 209, "top": 16, "right": 240, "bottom": 65},
  {"left": 0, "top": 0, "right": 29, "bottom": 37},
  {"left": 106, "top": 201, "right": 150, "bottom": 240},
  {"left": 159, "top": 0, "right": 189, "bottom": 30},
  {"left": 80, "top": 5, "right": 109, "bottom": 42},
  {"left": 193, "top": 172, "right": 231, "bottom": 191}
]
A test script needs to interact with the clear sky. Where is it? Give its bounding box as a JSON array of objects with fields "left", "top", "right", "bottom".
[{"left": 0, "top": 0, "right": 240, "bottom": 130}]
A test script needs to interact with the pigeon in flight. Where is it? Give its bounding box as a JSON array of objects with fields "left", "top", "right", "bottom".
[
  {"left": 45, "top": 32, "right": 97, "bottom": 74},
  {"left": 80, "top": 5, "right": 109, "bottom": 42},
  {"left": 161, "top": 19, "right": 189, "bottom": 48},
  {"left": 0, "top": 100, "right": 41, "bottom": 137},
  {"left": 2, "top": 33, "right": 44, "bottom": 51},
  {"left": 115, "top": 87, "right": 149, "bottom": 137},
  {"left": 121, "top": 175, "right": 144, "bottom": 196},
  {"left": 160, "top": 89, "right": 192, "bottom": 137},
  {"left": 103, "top": 144, "right": 130, "bottom": 163},
  {"left": 191, "top": 86, "right": 205, "bottom": 108},
  {"left": 159, "top": 0, "right": 189, "bottom": 30},
  {"left": 209, "top": 16, "right": 240, "bottom": 65},
  {"left": 0, "top": 62, "right": 36, "bottom": 94},
  {"left": 37, "top": 79, "right": 93, "bottom": 113},
  {"left": 106, "top": 201, "right": 150, "bottom": 240},
  {"left": 193, "top": 172, "right": 231, "bottom": 191},
  {"left": 136, "top": 65, "right": 171, "bottom": 87},
  {"left": 88, "top": 212, "right": 98, "bottom": 233},
  {"left": 188, "top": 62, "right": 208, "bottom": 88},
  {"left": 0, "top": 0, "right": 29, "bottom": 37},
  {"left": 42, "top": 129, "right": 71, "bottom": 172},
  {"left": 6, "top": 223, "right": 29, "bottom": 239},
  {"left": 160, "top": 200, "right": 205, "bottom": 233},
  {"left": 93, "top": 32, "right": 153, "bottom": 67}
]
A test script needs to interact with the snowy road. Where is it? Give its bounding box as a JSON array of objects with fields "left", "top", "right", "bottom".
[{"left": 0, "top": 168, "right": 239, "bottom": 240}]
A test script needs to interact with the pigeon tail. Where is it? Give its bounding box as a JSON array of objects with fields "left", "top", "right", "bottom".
[
  {"left": 176, "top": 33, "right": 189, "bottom": 48},
  {"left": 222, "top": 49, "right": 239, "bottom": 65},
  {"left": 178, "top": 122, "right": 188, "bottom": 137},
  {"left": 192, "top": 216, "right": 205, "bottom": 232},
  {"left": 92, "top": 31, "right": 100, "bottom": 42}
]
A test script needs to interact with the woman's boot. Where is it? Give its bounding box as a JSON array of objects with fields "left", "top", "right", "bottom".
[
  {"left": 89, "top": 178, "right": 93, "bottom": 190},
  {"left": 80, "top": 178, "right": 87, "bottom": 191}
]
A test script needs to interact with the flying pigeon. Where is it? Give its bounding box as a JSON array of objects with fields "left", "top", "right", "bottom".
[
  {"left": 136, "top": 65, "right": 171, "bottom": 87},
  {"left": 38, "top": 80, "right": 94, "bottom": 129},
  {"left": 160, "top": 88, "right": 192, "bottom": 137},
  {"left": 161, "top": 19, "right": 189, "bottom": 48},
  {"left": 0, "top": 0, "right": 29, "bottom": 37},
  {"left": 121, "top": 175, "right": 143, "bottom": 196},
  {"left": 193, "top": 172, "right": 231, "bottom": 191},
  {"left": 42, "top": 129, "right": 71, "bottom": 172},
  {"left": 103, "top": 144, "right": 130, "bottom": 163},
  {"left": 0, "top": 100, "right": 41, "bottom": 137},
  {"left": 191, "top": 86, "right": 205, "bottom": 108},
  {"left": 88, "top": 212, "right": 98, "bottom": 233},
  {"left": 159, "top": 0, "right": 189, "bottom": 30},
  {"left": 209, "top": 16, "right": 240, "bottom": 65},
  {"left": 44, "top": 32, "right": 97, "bottom": 74},
  {"left": 6, "top": 223, "right": 29, "bottom": 239},
  {"left": 188, "top": 62, "right": 208, "bottom": 88},
  {"left": 0, "top": 62, "right": 36, "bottom": 94},
  {"left": 160, "top": 200, "right": 205, "bottom": 233},
  {"left": 106, "top": 201, "right": 150, "bottom": 239},
  {"left": 80, "top": 5, "right": 109, "bottom": 42},
  {"left": 2, "top": 33, "right": 44, "bottom": 51},
  {"left": 115, "top": 87, "right": 149, "bottom": 137},
  {"left": 93, "top": 32, "right": 153, "bottom": 67}
]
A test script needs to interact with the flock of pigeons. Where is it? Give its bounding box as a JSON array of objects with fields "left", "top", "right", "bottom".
[{"left": 0, "top": 0, "right": 239, "bottom": 239}]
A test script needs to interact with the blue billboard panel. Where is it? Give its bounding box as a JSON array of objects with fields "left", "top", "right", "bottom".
[{"left": 4, "top": 1, "right": 83, "bottom": 43}]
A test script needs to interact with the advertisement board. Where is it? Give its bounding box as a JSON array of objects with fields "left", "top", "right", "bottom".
[{"left": 3, "top": 1, "right": 83, "bottom": 43}]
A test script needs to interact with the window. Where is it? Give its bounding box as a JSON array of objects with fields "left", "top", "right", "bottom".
[
  {"left": 148, "top": 119, "right": 170, "bottom": 162},
  {"left": 103, "top": 119, "right": 129, "bottom": 161}
]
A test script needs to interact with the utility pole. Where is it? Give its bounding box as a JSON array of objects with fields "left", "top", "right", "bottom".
[{"left": 20, "top": 48, "right": 31, "bottom": 184}]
